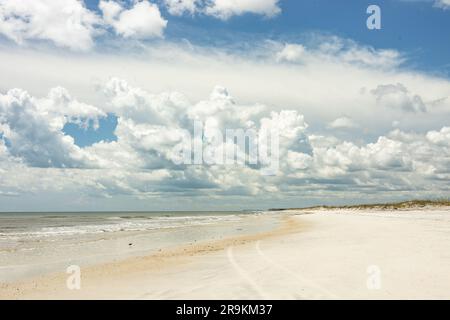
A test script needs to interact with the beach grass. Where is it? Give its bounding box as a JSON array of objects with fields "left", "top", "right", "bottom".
[{"left": 269, "top": 199, "right": 450, "bottom": 211}]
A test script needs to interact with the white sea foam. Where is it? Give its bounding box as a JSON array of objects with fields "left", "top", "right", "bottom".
[{"left": 0, "top": 214, "right": 244, "bottom": 240}]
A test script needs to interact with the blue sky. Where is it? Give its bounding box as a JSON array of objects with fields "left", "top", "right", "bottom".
[
  {"left": 184, "top": 0, "right": 448, "bottom": 76},
  {"left": 63, "top": 114, "right": 118, "bottom": 147},
  {"left": 85, "top": 0, "right": 450, "bottom": 75},
  {"left": 0, "top": 0, "right": 449, "bottom": 211}
]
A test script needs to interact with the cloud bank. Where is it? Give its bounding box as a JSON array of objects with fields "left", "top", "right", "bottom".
[{"left": 1, "top": 78, "right": 449, "bottom": 210}]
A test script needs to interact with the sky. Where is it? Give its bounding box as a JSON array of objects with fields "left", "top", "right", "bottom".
[{"left": 0, "top": 0, "right": 449, "bottom": 211}]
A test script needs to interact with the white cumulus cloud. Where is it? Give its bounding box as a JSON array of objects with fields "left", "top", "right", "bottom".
[
  {"left": 99, "top": 0, "right": 167, "bottom": 39},
  {"left": 0, "top": 87, "right": 105, "bottom": 167},
  {"left": 1, "top": 79, "right": 449, "bottom": 207},
  {"left": 0, "top": 0, "right": 101, "bottom": 51}
]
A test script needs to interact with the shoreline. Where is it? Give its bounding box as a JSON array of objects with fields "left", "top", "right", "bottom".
[
  {"left": 2, "top": 207, "right": 450, "bottom": 299},
  {"left": 0, "top": 213, "right": 303, "bottom": 299},
  {"left": 0, "top": 211, "right": 278, "bottom": 283}
]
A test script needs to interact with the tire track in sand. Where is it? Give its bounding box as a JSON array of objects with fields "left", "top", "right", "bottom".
[
  {"left": 255, "top": 240, "right": 338, "bottom": 299},
  {"left": 226, "top": 246, "right": 270, "bottom": 299},
  {"left": 226, "top": 241, "right": 338, "bottom": 299}
]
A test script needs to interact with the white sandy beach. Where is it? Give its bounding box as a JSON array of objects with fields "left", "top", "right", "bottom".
[{"left": 1, "top": 208, "right": 450, "bottom": 299}]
